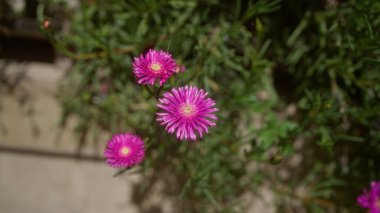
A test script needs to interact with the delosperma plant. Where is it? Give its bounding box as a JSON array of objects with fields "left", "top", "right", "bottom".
[
  {"left": 132, "top": 49, "right": 177, "bottom": 86},
  {"left": 105, "top": 49, "right": 219, "bottom": 168},
  {"left": 40, "top": 0, "right": 380, "bottom": 212},
  {"left": 157, "top": 86, "right": 218, "bottom": 141}
]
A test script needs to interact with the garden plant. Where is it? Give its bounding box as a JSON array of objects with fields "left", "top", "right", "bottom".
[{"left": 39, "top": 0, "right": 380, "bottom": 212}]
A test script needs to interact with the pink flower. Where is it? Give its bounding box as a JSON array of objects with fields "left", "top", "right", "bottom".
[
  {"left": 132, "top": 49, "right": 177, "bottom": 86},
  {"left": 357, "top": 181, "right": 380, "bottom": 213},
  {"left": 104, "top": 133, "right": 145, "bottom": 168},
  {"left": 156, "top": 86, "right": 218, "bottom": 141}
]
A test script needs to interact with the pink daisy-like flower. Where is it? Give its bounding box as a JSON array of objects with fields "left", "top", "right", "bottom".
[
  {"left": 156, "top": 85, "right": 218, "bottom": 141},
  {"left": 132, "top": 49, "right": 177, "bottom": 86},
  {"left": 104, "top": 133, "right": 145, "bottom": 168},
  {"left": 357, "top": 181, "right": 380, "bottom": 213}
]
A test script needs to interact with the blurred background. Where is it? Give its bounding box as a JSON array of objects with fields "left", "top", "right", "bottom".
[
  {"left": 0, "top": 0, "right": 379, "bottom": 213},
  {"left": 0, "top": 1, "right": 140, "bottom": 213}
]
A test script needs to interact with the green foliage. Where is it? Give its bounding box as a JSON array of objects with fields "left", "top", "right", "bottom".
[
  {"left": 40, "top": 0, "right": 380, "bottom": 212},
  {"left": 264, "top": 0, "right": 380, "bottom": 211}
]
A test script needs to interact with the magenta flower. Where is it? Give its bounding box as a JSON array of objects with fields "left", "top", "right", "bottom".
[
  {"left": 132, "top": 49, "right": 177, "bottom": 86},
  {"left": 156, "top": 86, "right": 218, "bottom": 141},
  {"left": 357, "top": 181, "right": 380, "bottom": 213},
  {"left": 104, "top": 133, "right": 145, "bottom": 168}
]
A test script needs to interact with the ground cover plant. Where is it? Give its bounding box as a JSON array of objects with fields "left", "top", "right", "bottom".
[{"left": 39, "top": 0, "right": 380, "bottom": 212}]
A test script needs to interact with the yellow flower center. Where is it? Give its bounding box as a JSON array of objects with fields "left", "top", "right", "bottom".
[
  {"left": 150, "top": 62, "right": 162, "bottom": 73},
  {"left": 179, "top": 103, "right": 196, "bottom": 117},
  {"left": 119, "top": 147, "right": 131, "bottom": 157}
]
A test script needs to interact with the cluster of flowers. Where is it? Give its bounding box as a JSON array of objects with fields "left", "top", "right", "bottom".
[
  {"left": 104, "top": 49, "right": 218, "bottom": 168},
  {"left": 357, "top": 181, "right": 380, "bottom": 213},
  {"left": 102, "top": 50, "right": 379, "bottom": 211}
]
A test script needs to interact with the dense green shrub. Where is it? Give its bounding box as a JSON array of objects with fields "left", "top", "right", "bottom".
[{"left": 40, "top": 0, "right": 380, "bottom": 212}]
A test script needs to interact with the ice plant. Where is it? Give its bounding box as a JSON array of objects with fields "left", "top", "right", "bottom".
[
  {"left": 157, "top": 86, "right": 218, "bottom": 141},
  {"left": 104, "top": 133, "right": 145, "bottom": 168},
  {"left": 132, "top": 49, "right": 177, "bottom": 86},
  {"left": 357, "top": 181, "right": 380, "bottom": 213}
]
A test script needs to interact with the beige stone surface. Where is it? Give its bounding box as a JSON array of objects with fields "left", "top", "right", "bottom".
[
  {"left": 0, "top": 59, "right": 107, "bottom": 154},
  {"left": 0, "top": 153, "right": 139, "bottom": 213},
  {"left": 0, "top": 60, "right": 138, "bottom": 213}
]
